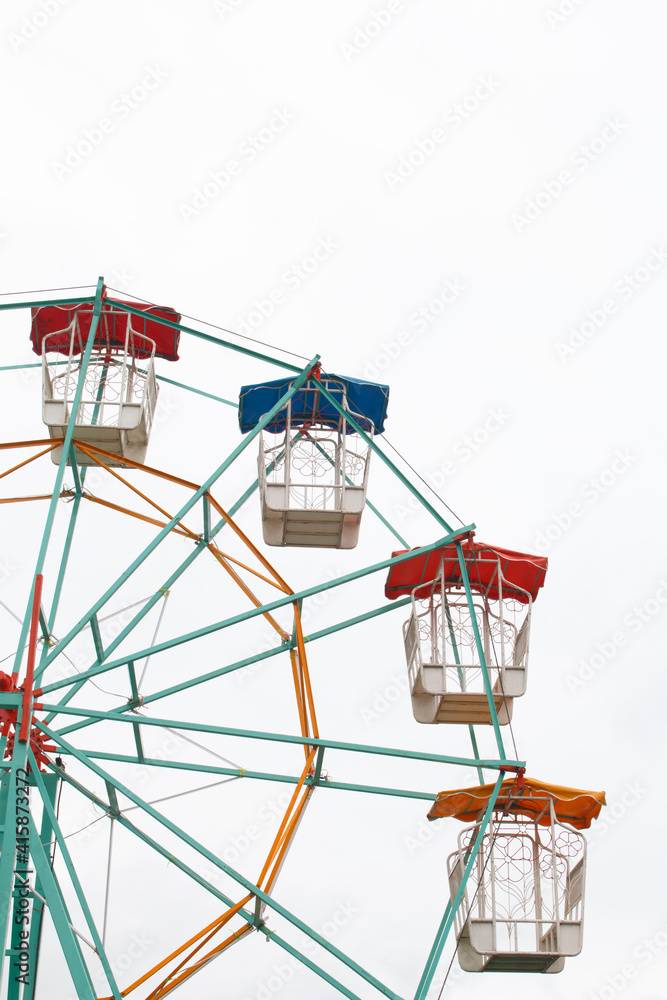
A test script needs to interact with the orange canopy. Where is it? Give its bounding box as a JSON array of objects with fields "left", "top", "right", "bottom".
[{"left": 427, "top": 777, "right": 606, "bottom": 830}]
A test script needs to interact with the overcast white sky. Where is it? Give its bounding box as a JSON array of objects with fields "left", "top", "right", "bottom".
[{"left": 1, "top": 2, "right": 666, "bottom": 998}]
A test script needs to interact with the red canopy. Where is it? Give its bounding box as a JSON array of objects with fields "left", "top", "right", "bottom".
[
  {"left": 30, "top": 299, "right": 181, "bottom": 362},
  {"left": 385, "top": 535, "right": 547, "bottom": 604}
]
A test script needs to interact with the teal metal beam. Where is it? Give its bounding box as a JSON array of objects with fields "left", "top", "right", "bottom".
[
  {"left": 365, "top": 498, "right": 409, "bottom": 548},
  {"left": 0, "top": 364, "right": 42, "bottom": 372},
  {"left": 107, "top": 297, "right": 304, "bottom": 373},
  {"left": 28, "top": 755, "right": 122, "bottom": 999},
  {"left": 412, "top": 773, "right": 504, "bottom": 1000},
  {"left": 27, "top": 812, "right": 97, "bottom": 999},
  {"left": 13, "top": 276, "right": 105, "bottom": 680},
  {"left": 313, "top": 746, "right": 325, "bottom": 786},
  {"left": 43, "top": 487, "right": 83, "bottom": 657},
  {"left": 441, "top": 596, "right": 485, "bottom": 785},
  {"left": 54, "top": 749, "right": 438, "bottom": 801},
  {"left": 0, "top": 296, "right": 95, "bottom": 312},
  {"left": 40, "top": 710, "right": 522, "bottom": 771},
  {"left": 41, "top": 529, "right": 473, "bottom": 697},
  {"left": 0, "top": 291, "right": 304, "bottom": 373},
  {"left": 314, "top": 378, "right": 455, "bottom": 534},
  {"left": 17, "top": 774, "right": 56, "bottom": 1000},
  {"left": 267, "top": 931, "right": 371, "bottom": 1000},
  {"left": 30, "top": 279, "right": 104, "bottom": 581},
  {"left": 0, "top": 741, "right": 29, "bottom": 994},
  {"left": 155, "top": 374, "right": 238, "bottom": 408},
  {"left": 39, "top": 727, "right": 405, "bottom": 1000},
  {"left": 294, "top": 428, "right": 410, "bottom": 549},
  {"left": 454, "top": 541, "right": 506, "bottom": 760},
  {"left": 202, "top": 494, "right": 211, "bottom": 543},
  {"left": 89, "top": 615, "right": 104, "bottom": 661}
]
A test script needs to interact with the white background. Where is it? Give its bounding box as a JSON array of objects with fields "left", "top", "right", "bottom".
[{"left": 0, "top": 2, "right": 665, "bottom": 999}]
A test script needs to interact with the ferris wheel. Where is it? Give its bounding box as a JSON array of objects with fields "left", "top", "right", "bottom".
[{"left": 0, "top": 277, "right": 605, "bottom": 1000}]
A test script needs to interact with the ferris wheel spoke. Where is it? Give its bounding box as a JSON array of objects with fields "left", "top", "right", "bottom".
[
  {"left": 53, "top": 746, "right": 438, "bottom": 804},
  {"left": 38, "top": 713, "right": 520, "bottom": 772}
]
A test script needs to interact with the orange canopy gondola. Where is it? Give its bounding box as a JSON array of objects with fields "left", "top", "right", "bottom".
[
  {"left": 384, "top": 533, "right": 548, "bottom": 605},
  {"left": 427, "top": 777, "right": 606, "bottom": 830}
]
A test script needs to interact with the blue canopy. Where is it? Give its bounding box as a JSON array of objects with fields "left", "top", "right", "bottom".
[{"left": 238, "top": 374, "right": 389, "bottom": 435}]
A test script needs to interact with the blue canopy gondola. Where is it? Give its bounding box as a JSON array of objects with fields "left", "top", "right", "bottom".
[
  {"left": 238, "top": 373, "right": 389, "bottom": 435},
  {"left": 240, "top": 371, "right": 389, "bottom": 548}
]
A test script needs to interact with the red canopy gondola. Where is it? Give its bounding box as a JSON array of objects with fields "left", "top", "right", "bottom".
[
  {"left": 30, "top": 299, "right": 181, "bottom": 362},
  {"left": 385, "top": 534, "right": 547, "bottom": 604}
]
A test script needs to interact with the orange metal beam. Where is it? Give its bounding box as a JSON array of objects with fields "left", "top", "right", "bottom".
[
  {"left": 207, "top": 546, "right": 288, "bottom": 640},
  {"left": 205, "top": 493, "right": 293, "bottom": 595},
  {"left": 263, "top": 786, "right": 312, "bottom": 896},
  {"left": 292, "top": 602, "right": 319, "bottom": 740},
  {"left": 289, "top": 648, "right": 309, "bottom": 741},
  {"left": 79, "top": 494, "right": 194, "bottom": 538},
  {"left": 0, "top": 442, "right": 60, "bottom": 481},
  {"left": 0, "top": 439, "right": 58, "bottom": 450},
  {"left": 0, "top": 494, "right": 58, "bottom": 504},
  {"left": 74, "top": 443, "right": 198, "bottom": 539},
  {"left": 206, "top": 546, "right": 287, "bottom": 591},
  {"left": 64, "top": 440, "right": 201, "bottom": 491},
  {"left": 146, "top": 923, "right": 255, "bottom": 998},
  {"left": 103, "top": 894, "right": 253, "bottom": 998},
  {"left": 256, "top": 748, "right": 316, "bottom": 891}
]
